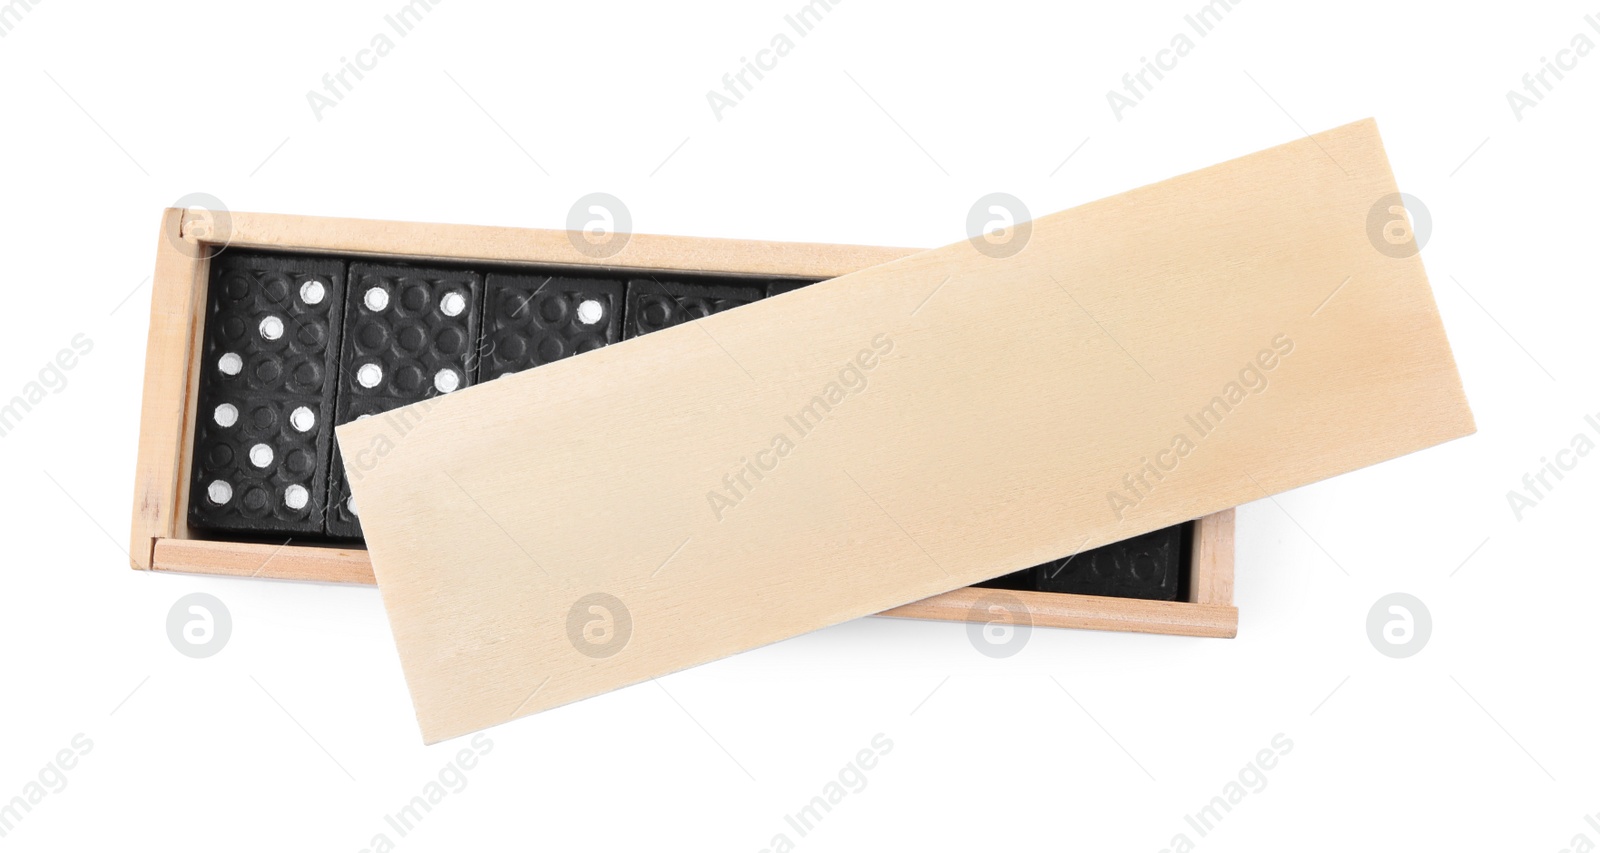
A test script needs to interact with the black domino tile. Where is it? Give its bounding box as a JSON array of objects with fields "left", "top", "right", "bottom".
[
  {"left": 188, "top": 253, "right": 347, "bottom": 537},
  {"left": 622, "top": 278, "right": 765, "bottom": 338},
  {"left": 1033, "top": 524, "right": 1187, "bottom": 601},
  {"left": 766, "top": 280, "right": 815, "bottom": 298},
  {"left": 971, "top": 566, "right": 1035, "bottom": 591},
  {"left": 325, "top": 263, "right": 483, "bottom": 539},
  {"left": 476, "top": 273, "right": 625, "bottom": 383}
]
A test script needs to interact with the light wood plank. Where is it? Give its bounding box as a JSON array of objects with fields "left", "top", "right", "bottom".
[
  {"left": 207, "top": 212, "right": 916, "bottom": 280},
  {"left": 1189, "top": 508, "right": 1235, "bottom": 605},
  {"left": 880, "top": 588, "right": 1237, "bottom": 638},
  {"left": 154, "top": 538, "right": 375, "bottom": 583},
  {"left": 341, "top": 119, "right": 1472, "bottom": 743},
  {"left": 128, "top": 210, "right": 209, "bottom": 568}
]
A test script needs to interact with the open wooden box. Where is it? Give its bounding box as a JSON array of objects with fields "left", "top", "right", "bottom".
[{"left": 128, "top": 208, "right": 1238, "bottom": 639}]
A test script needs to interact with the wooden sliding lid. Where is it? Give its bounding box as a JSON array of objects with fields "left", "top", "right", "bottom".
[{"left": 340, "top": 119, "right": 1473, "bottom": 743}]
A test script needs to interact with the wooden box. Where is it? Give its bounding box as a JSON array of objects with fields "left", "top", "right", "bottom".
[{"left": 128, "top": 208, "right": 1238, "bottom": 639}]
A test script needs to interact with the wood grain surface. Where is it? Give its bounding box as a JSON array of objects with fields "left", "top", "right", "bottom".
[{"left": 340, "top": 119, "right": 1474, "bottom": 743}]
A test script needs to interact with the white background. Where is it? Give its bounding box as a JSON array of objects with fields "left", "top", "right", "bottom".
[{"left": 1, "top": 0, "right": 1595, "bottom": 850}]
